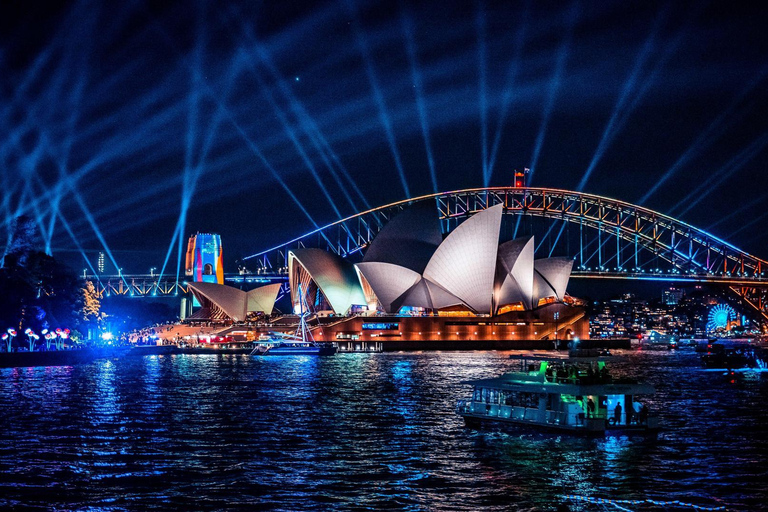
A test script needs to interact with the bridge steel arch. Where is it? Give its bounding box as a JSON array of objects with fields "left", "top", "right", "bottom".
[{"left": 243, "top": 187, "right": 768, "bottom": 321}]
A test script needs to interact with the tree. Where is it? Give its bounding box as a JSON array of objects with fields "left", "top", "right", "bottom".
[
  {"left": 0, "top": 217, "right": 81, "bottom": 334},
  {"left": 3, "top": 215, "right": 40, "bottom": 267},
  {"left": 82, "top": 281, "right": 101, "bottom": 322}
]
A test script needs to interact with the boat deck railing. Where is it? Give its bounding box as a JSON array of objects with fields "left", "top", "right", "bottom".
[
  {"left": 458, "top": 400, "right": 575, "bottom": 427},
  {"left": 457, "top": 400, "right": 658, "bottom": 429},
  {"left": 542, "top": 373, "right": 640, "bottom": 386}
]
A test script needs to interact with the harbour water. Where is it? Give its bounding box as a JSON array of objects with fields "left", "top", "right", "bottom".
[{"left": 0, "top": 350, "right": 765, "bottom": 510}]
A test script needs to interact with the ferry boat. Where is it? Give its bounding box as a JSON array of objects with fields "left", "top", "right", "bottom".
[{"left": 457, "top": 354, "right": 660, "bottom": 436}]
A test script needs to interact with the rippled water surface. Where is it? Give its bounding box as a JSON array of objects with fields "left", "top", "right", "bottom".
[{"left": 1, "top": 350, "right": 766, "bottom": 511}]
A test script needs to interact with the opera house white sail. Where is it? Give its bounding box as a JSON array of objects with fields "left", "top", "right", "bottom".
[
  {"left": 354, "top": 262, "right": 421, "bottom": 313},
  {"left": 361, "top": 200, "right": 442, "bottom": 273},
  {"left": 188, "top": 282, "right": 282, "bottom": 322},
  {"left": 495, "top": 236, "right": 535, "bottom": 310},
  {"left": 288, "top": 248, "right": 367, "bottom": 315},
  {"left": 532, "top": 257, "right": 574, "bottom": 305},
  {"left": 422, "top": 204, "right": 503, "bottom": 313}
]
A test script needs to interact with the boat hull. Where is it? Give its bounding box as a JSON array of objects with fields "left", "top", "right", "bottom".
[
  {"left": 263, "top": 346, "right": 337, "bottom": 356},
  {"left": 460, "top": 412, "right": 605, "bottom": 436},
  {"left": 460, "top": 412, "right": 660, "bottom": 437}
]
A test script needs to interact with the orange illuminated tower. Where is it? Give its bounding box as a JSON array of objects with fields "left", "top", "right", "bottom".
[
  {"left": 184, "top": 233, "right": 224, "bottom": 284},
  {"left": 513, "top": 168, "right": 530, "bottom": 188}
]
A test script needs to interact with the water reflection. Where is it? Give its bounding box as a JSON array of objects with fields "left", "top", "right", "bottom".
[
  {"left": 91, "top": 359, "right": 119, "bottom": 424},
  {"left": 0, "top": 351, "right": 764, "bottom": 510}
]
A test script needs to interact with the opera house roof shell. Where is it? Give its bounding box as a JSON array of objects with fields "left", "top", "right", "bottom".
[
  {"left": 288, "top": 248, "right": 367, "bottom": 315},
  {"left": 188, "top": 282, "right": 282, "bottom": 322}
]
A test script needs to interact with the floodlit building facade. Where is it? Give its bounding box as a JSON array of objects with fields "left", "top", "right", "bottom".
[
  {"left": 189, "top": 204, "right": 587, "bottom": 347},
  {"left": 276, "top": 203, "right": 587, "bottom": 346}
]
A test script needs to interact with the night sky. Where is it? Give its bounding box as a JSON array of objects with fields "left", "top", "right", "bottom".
[{"left": 2, "top": 0, "right": 767, "bottom": 278}]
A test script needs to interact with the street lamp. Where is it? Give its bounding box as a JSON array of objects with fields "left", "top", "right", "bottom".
[
  {"left": 150, "top": 267, "right": 157, "bottom": 277},
  {"left": 24, "top": 328, "right": 38, "bottom": 352},
  {"left": 5, "top": 328, "right": 16, "bottom": 352},
  {"left": 554, "top": 311, "right": 560, "bottom": 350}
]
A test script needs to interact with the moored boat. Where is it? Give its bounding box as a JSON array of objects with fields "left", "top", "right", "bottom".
[
  {"left": 262, "top": 340, "right": 337, "bottom": 356},
  {"left": 700, "top": 341, "right": 757, "bottom": 369},
  {"left": 250, "top": 289, "right": 337, "bottom": 356},
  {"left": 250, "top": 331, "right": 337, "bottom": 356},
  {"left": 457, "top": 354, "right": 660, "bottom": 436}
]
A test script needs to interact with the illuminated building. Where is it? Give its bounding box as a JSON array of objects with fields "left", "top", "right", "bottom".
[
  {"left": 97, "top": 251, "right": 105, "bottom": 274},
  {"left": 188, "top": 206, "right": 587, "bottom": 346},
  {"left": 275, "top": 204, "right": 587, "bottom": 347},
  {"left": 289, "top": 249, "right": 366, "bottom": 315},
  {"left": 185, "top": 233, "right": 224, "bottom": 284},
  {"left": 662, "top": 287, "right": 684, "bottom": 305},
  {"left": 291, "top": 205, "right": 575, "bottom": 317}
]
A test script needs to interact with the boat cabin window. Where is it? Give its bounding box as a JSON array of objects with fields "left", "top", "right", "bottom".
[
  {"left": 472, "top": 388, "right": 550, "bottom": 409},
  {"left": 473, "top": 388, "right": 501, "bottom": 404}
]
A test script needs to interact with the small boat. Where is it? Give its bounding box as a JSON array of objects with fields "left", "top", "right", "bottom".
[
  {"left": 642, "top": 332, "right": 678, "bottom": 350},
  {"left": 250, "top": 334, "right": 282, "bottom": 355},
  {"left": 250, "top": 289, "right": 337, "bottom": 356},
  {"left": 701, "top": 344, "right": 756, "bottom": 369},
  {"left": 262, "top": 339, "right": 337, "bottom": 356},
  {"left": 456, "top": 354, "right": 660, "bottom": 436},
  {"left": 250, "top": 329, "right": 337, "bottom": 357}
]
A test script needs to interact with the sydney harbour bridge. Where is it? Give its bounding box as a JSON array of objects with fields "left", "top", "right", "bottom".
[{"left": 86, "top": 187, "right": 768, "bottom": 322}]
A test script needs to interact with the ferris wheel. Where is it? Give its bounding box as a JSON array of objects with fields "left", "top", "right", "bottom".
[{"left": 707, "top": 304, "right": 737, "bottom": 333}]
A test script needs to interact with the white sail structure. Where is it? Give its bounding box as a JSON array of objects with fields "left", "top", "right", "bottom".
[
  {"left": 495, "top": 237, "right": 535, "bottom": 311},
  {"left": 532, "top": 258, "right": 574, "bottom": 305},
  {"left": 353, "top": 203, "right": 574, "bottom": 315},
  {"left": 288, "top": 248, "right": 366, "bottom": 315},
  {"left": 361, "top": 200, "right": 442, "bottom": 273},
  {"left": 422, "top": 204, "right": 503, "bottom": 313},
  {"left": 188, "top": 282, "right": 281, "bottom": 321},
  {"left": 355, "top": 262, "right": 421, "bottom": 313}
]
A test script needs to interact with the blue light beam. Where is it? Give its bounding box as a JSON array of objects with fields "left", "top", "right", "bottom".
[
  {"left": 638, "top": 67, "right": 768, "bottom": 204},
  {"left": 400, "top": 8, "right": 438, "bottom": 193},
  {"left": 476, "top": 3, "right": 489, "bottom": 186},
  {"left": 346, "top": 0, "right": 411, "bottom": 198},
  {"left": 577, "top": 14, "right": 661, "bottom": 191},
  {"left": 487, "top": 2, "right": 529, "bottom": 184},
  {"left": 528, "top": 3, "right": 577, "bottom": 185}
]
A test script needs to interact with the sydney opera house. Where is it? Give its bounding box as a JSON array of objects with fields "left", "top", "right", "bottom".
[{"left": 189, "top": 203, "right": 588, "bottom": 349}]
